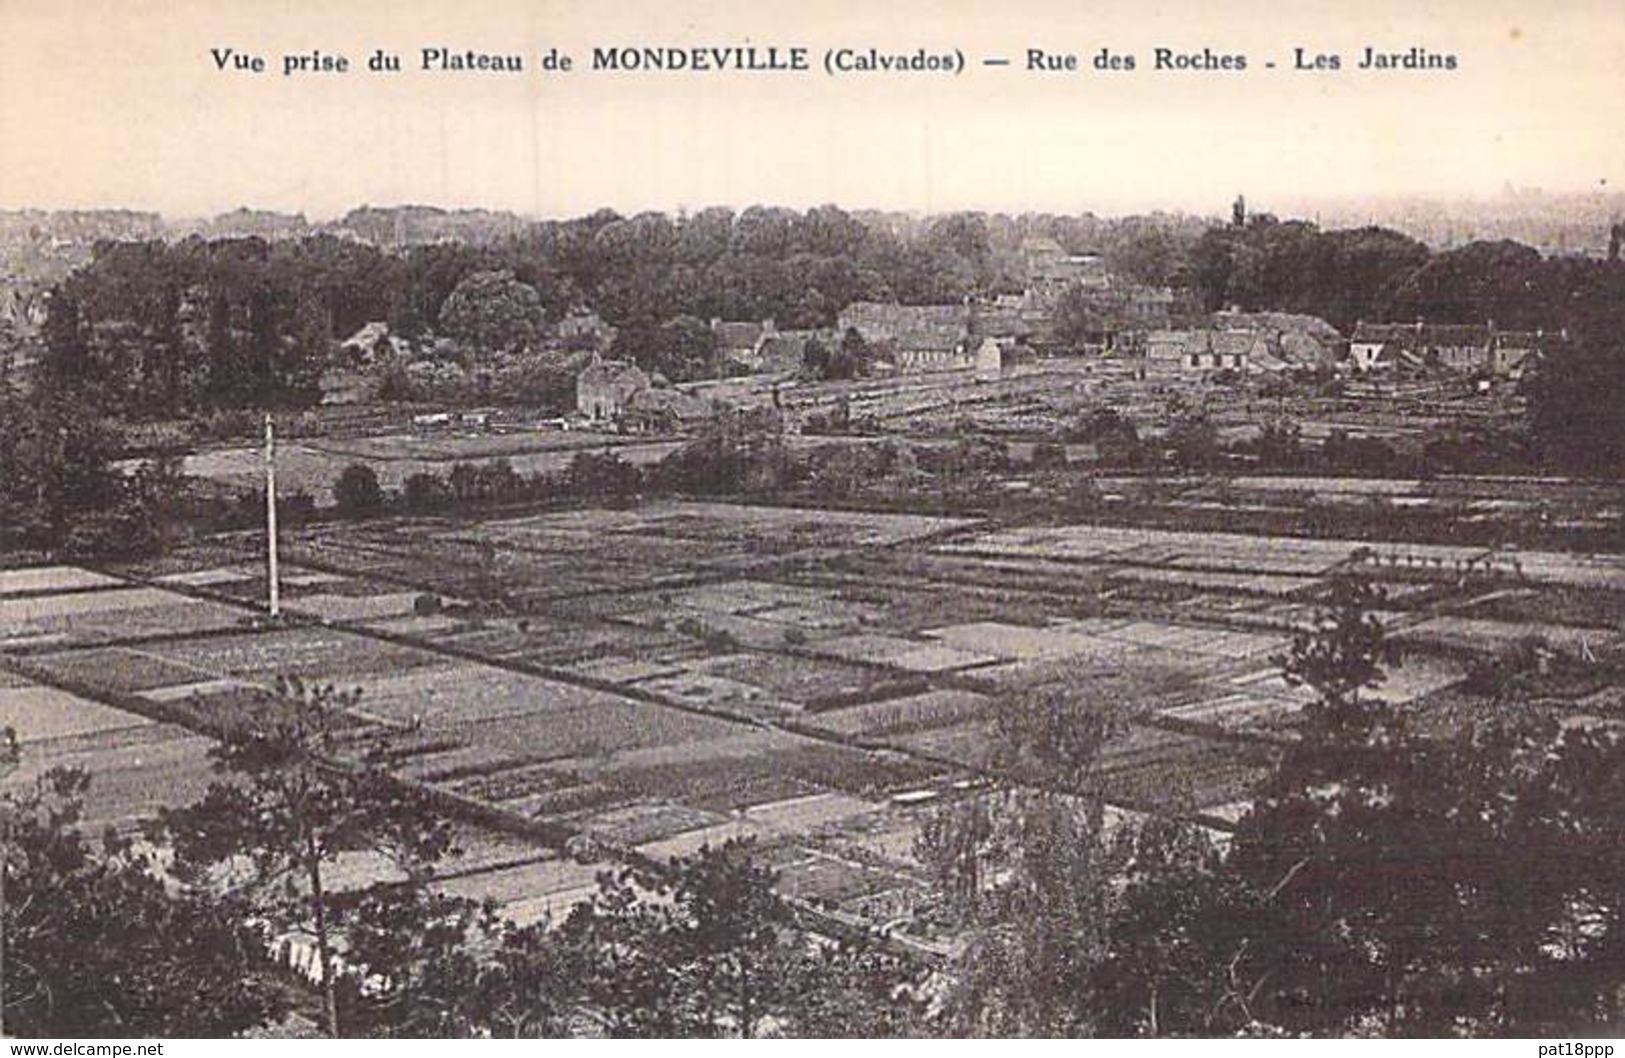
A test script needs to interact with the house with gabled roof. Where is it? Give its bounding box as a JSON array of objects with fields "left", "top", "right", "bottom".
[
  {"left": 1143, "top": 328, "right": 1270, "bottom": 377},
  {"left": 1489, "top": 329, "right": 1556, "bottom": 378},
  {"left": 1346, "top": 321, "right": 1555, "bottom": 376},
  {"left": 622, "top": 386, "right": 714, "bottom": 433},
  {"left": 711, "top": 318, "right": 775, "bottom": 367},
  {"left": 576, "top": 353, "right": 651, "bottom": 422},
  {"left": 755, "top": 332, "right": 817, "bottom": 375},
  {"left": 1212, "top": 310, "right": 1344, "bottom": 371}
]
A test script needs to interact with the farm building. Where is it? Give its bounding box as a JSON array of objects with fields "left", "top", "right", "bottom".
[
  {"left": 1022, "top": 236, "right": 1111, "bottom": 291},
  {"left": 1210, "top": 310, "right": 1344, "bottom": 370},
  {"left": 1344, "top": 321, "right": 1556, "bottom": 377},
  {"left": 1143, "top": 328, "right": 1272, "bottom": 377},
  {"left": 840, "top": 299, "right": 1049, "bottom": 363},
  {"left": 1349, "top": 322, "right": 1492, "bottom": 374},
  {"left": 890, "top": 330, "right": 975, "bottom": 373},
  {"left": 324, "top": 321, "right": 411, "bottom": 404},
  {"left": 622, "top": 386, "right": 715, "bottom": 432},
  {"left": 837, "top": 302, "right": 967, "bottom": 347},
  {"left": 338, "top": 321, "right": 403, "bottom": 363},
  {"left": 576, "top": 355, "right": 651, "bottom": 422},
  {"left": 1348, "top": 322, "right": 1557, "bottom": 377},
  {"left": 711, "top": 318, "right": 776, "bottom": 367},
  {"left": 1489, "top": 329, "right": 1552, "bottom": 378},
  {"left": 701, "top": 317, "right": 827, "bottom": 376}
]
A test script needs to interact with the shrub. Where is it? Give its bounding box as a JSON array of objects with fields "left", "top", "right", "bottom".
[{"left": 333, "top": 463, "right": 385, "bottom": 515}]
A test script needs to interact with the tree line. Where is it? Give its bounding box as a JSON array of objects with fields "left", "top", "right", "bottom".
[{"left": 30, "top": 204, "right": 1625, "bottom": 421}]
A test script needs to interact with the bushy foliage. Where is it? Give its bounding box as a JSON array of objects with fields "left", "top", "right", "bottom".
[{"left": 5, "top": 769, "right": 285, "bottom": 1037}]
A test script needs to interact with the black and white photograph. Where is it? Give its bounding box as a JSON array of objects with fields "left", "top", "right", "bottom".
[{"left": 1, "top": 0, "right": 1624, "bottom": 1043}]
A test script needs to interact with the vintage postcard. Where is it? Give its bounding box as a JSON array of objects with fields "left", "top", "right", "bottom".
[{"left": 1, "top": 0, "right": 1623, "bottom": 1044}]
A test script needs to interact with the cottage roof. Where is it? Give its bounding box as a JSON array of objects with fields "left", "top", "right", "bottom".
[
  {"left": 627, "top": 386, "right": 712, "bottom": 422},
  {"left": 1145, "top": 328, "right": 1270, "bottom": 362},
  {"left": 1277, "top": 330, "right": 1336, "bottom": 369},
  {"left": 341, "top": 321, "right": 391, "bottom": 350},
  {"left": 1145, "top": 329, "right": 1198, "bottom": 358},
  {"left": 757, "top": 334, "right": 812, "bottom": 373},
  {"left": 713, "top": 321, "right": 766, "bottom": 350},
  {"left": 1424, "top": 324, "right": 1491, "bottom": 346},
  {"left": 1021, "top": 236, "right": 1066, "bottom": 255},
  {"left": 1351, "top": 321, "right": 1491, "bottom": 349},
  {"left": 894, "top": 328, "right": 965, "bottom": 353},
  {"left": 1212, "top": 330, "right": 1265, "bottom": 357},
  {"left": 1213, "top": 310, "right": 1342, "bottom": 341},
  {"left": 839, "top": 302, "right": 965, "bottom": 331},
  {"left": 1490, "top": 330, "right": 1549, "bottom": 350},
  {"left": 1351, "top": 322, "right": 1408, "bottom": 345},
  {"left": 978, "top": 307, "right": 1036, "bottom": 338},
  {"left": 579, "top": 357, "right": 648, "bottom": 389}
]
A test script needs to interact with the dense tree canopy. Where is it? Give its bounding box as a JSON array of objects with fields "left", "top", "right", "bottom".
[
  {"left": 31, "top": 203, "right": 1625, "bottom": 432},
  {"left": 3, "top": 769, "right": 284, "bottom": 1037},
  {"left": 1093, "top": 572, "right": 1625, "bottom": 1037},
  {"left": 160, "top": 678, "right": 456, "bottom": 1037},
  {"left": 437, "top": 269, "right": 546, "bottom": 355},
  {"left": 1526, "top": 327, "right": 1625, "bottom": 477}
]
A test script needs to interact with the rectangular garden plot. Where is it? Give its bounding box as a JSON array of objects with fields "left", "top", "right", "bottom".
[
  {"left": 1160, "top": 692, "right": 1306, "bottom": 734},
  {"left": 30, "top": 646, "right": 216, "bottom": 695},
  {"left": 807, "top": 689, "right": 997, "bottom": 740},
  {"left": 434, "top": 858, "right": 613, "bottom": 927},
  {"left": 7, "top": 722, "right": 217, "bottom": 829},
  {"left": 921, "top": 622, "right": 1139, "bottom": 663},
  {"left": 0, "top": 566, "right": 124, "bottom": 596},
  {"left": 887, "top": 720, "right": 999, "bottom": 769},
  {"left": 598, "top": 737, "right": 946, "bottom": 813},
  {"left": 285, "top": 591, "right": 423, "bottom": 623},
  {"left": 558, "top": 655, "right": 688, "bottom": 685},
  {"left": 360, "top": 665, "right": 669, "bottom": 733},
  {"left": 448, "top": 696, "right": 745, "bottom": 765},
  {"left": 154, "top": 566, "right": 257, "bottom": 588},
  {"left": 810, "top": 633, "right": 998, "bottom": 674},
  {"left": 743, "top": 792, "right": 881, "bottom": 838},
  {"left": 635, "top": 820, "right": 764, "bottom": 862},
  {"left": 0, "top": 588, "right": 248, "bottom": 646},
  {"left": 0, "top": 683, "right": 153, "bottom": 743},
  {"left": 683, "top": 652, "right": 908, "bottom": 712},
  {"left": 147, "top": 627, "right": 446, "bottom": 683},
  {"left": 574, "top": 801, "right": 729, "bottom": 847},
  {"left": 777, "top": 855, "right": 919, "bottom": 912}
]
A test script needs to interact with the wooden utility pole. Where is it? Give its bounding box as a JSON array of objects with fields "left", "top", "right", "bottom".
[{"left": 265, "top": 414, "right": 281, "bottom": 620}]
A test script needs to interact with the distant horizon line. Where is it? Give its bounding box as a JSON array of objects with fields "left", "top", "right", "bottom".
[{"left": 3, "top": 185, "right": 1623, "bottom": 226}]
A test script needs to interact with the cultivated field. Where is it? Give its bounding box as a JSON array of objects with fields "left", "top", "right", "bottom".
[{"left": 7, "top": 492, "right": 1624, "bottom": 937}]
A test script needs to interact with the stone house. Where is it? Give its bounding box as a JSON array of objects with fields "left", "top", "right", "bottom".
[
  {"left": 1349, "top": 321, "right": 1499, "bottom": 374},
  {"left": 1211, "top": 311, "right": 1344, "bottom": 371},
  {"left": 622, "top": 386, "right": 715, "bottom": 433},
  {"left": 1143, "top": 328, "right": 1270, "bottom": 377},
  {"left": 711, "top": 318, "right": 774, "bottom": 367},
  {"left": 576, "top": 354, "right": 651, "bottom": 422}
]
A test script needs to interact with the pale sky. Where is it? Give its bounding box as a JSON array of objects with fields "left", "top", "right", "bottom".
[{"left": 1, "top": 0, "right": 1621, "bottom": 219}]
